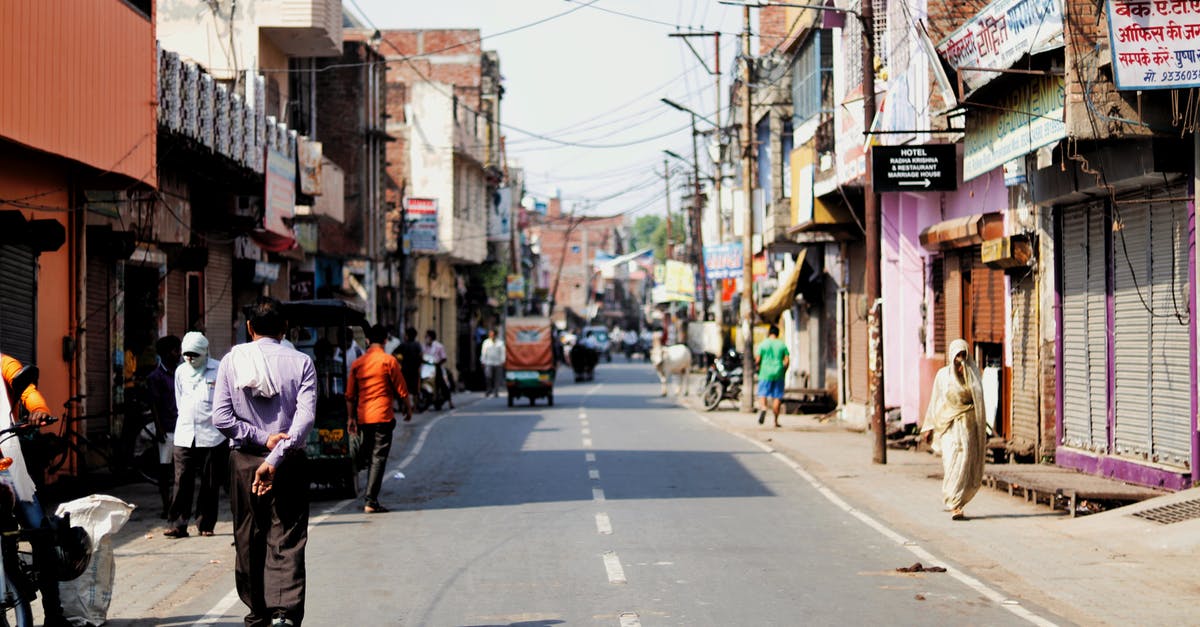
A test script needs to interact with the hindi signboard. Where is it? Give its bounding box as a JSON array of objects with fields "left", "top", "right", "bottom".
[
  {"left": 872, "top": 144, "right": 958, "bottom": 192},
  {"left": 405, "top": 197, "right": 439, "bottom": 254},
  {"left": 1106, "top": 0, "right": 1200, "bottom": 89},
  {"left": 964, "top": 75, "right": 1066, "bottom": 181},
  {"left": 703, "top": 242, "right": 744, "bottom": 280},
  {"left": 937, "top": 0, "right": 1063, "bottom": 94}
]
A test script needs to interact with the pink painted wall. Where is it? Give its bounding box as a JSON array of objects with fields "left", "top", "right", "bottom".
[{"left": 881, "top": 168, "right": 1008, "bottom": 424}]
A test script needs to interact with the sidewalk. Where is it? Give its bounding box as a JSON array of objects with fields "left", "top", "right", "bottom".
[{"left": 690, "top": 401, "right": 1199, "bottom": 626}]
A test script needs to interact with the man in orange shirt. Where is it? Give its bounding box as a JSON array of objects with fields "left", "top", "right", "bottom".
[{"left": 346, "top": 324, "right": 412, "bottom": 514}]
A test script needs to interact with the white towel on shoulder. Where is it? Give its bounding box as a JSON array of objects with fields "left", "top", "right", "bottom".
[{"left": 229, "top": 343, "right": 280, "bottom": 398}]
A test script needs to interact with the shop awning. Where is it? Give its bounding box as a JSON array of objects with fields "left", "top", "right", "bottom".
[
  {"left": 757, "top": 248, "right": 808, "bottom": 320},
  {"left": 918, "top": 212, "right": 1004, "bottom": 251}
]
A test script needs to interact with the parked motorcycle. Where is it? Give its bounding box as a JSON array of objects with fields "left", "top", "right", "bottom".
[
  {"left": 701, "top": 350, "right": 744, "bottom": 411},
  {"left": 416, "top": 355, "right": 451, "bottom": 412}
]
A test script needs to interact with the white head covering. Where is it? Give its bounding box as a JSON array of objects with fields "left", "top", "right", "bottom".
[{"left": 181, "top": 331, "right": 210, "bottom": 373}]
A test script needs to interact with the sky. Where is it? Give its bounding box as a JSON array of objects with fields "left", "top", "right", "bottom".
[{"left": 351, "top": 0, "right": 748, "bottom": 220}]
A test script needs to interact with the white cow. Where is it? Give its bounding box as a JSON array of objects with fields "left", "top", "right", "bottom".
[{"left": 652, "top": 343, "right": 693, "bottom": 397}]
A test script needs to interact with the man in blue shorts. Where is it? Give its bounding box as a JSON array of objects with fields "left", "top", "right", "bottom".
[{"left": 754, "top": 325, "right": 790, "bottom": 427}]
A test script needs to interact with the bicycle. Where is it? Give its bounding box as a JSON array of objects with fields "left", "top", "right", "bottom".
[{"left": 40, "top": 396, "right": 160, "bottom": 488}]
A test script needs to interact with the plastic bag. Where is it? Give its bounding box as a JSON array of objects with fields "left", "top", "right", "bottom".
[{"left": 55, "top": 495, "right": 135, "bottom": 627}]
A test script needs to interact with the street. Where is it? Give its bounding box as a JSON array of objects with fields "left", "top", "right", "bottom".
[{"left": 104, "top": 362, "right": 1058, "bottom": 626}]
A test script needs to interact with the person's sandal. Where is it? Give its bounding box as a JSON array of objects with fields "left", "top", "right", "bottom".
[
  {"left": 162, "top": 527, "right": 189, "bottom": 538},
  {"left": 199, "top": 530, "right": 215, "bottom": 537}
]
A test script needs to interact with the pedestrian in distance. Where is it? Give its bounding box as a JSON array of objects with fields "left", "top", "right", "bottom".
[
  {"left": 754, "top": 325, "right": 790, "bottom": 428},
  {"left": 920, "top": 338, "right": 987, "bottom": 521},
  {"left": 347, "top": 324, "right": 412, "bottom": 514},
  {"left": 163, "top": 331, "right": 228, "bottom": 539},
  {"left": 423, "top": 329, "right": 455, "bottom": 409},
  {"left": 396, "top": 327, "right": 423, "bottom": 404},
  {"left": 213, "top": 297, "right": 317, "bottom": 627},
  {"left": 480, "top": 328, "right": 505, "bottom": 398},
  {"left": 146, "top": 334, "right": 181, "bottom": 518}
]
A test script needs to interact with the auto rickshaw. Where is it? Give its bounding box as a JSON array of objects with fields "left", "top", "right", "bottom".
[
  {"left": 505, "top": 317, "right": 556, "bottom": 407},
  {"left": 254, "top": 299, "right": 368, "bottom": 497}
]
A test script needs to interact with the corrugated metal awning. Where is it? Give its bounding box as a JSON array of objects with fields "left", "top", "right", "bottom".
[{"left": 918, "top": 212, "right": 1004, "bottom": 251}]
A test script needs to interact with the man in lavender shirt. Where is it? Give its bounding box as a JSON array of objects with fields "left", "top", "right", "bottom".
[{"left": 213, "top": 297, "right": 317, "bottom": 627}]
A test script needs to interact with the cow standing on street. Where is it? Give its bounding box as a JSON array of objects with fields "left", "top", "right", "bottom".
[{"left": 652, "top": 340, "right": 693, "bottom": 397}]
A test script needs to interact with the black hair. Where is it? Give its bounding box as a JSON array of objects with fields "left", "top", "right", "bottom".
[
  {"left": 247, "top": 297, "right": 286, "bottom": 338},
  {"left": 425, "top": 329, "right": 437, "bottom": 340},
  {"left": 405, "top": 327, "right": 417, "bottom": 341},
  {"left": 155, "top": 335, "right": 181, "bottom": 357},
  {"left": 768, "top": 325, "right": 780, "bottom": 337},
  {"left": 366, "top": 324, "right": 388, "bottom": 345}
]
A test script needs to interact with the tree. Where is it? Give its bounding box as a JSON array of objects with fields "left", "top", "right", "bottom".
[{"left": 630, "top": 215, "right": 661, "bottom": 251}]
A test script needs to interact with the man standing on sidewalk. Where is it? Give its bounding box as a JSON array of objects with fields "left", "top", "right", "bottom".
[
  {"left": 213, "top": 297, "right": 317, "bottom": 627},
  {"left": 396, "top": 327, "right": 423, "bottom": 405},
  {"left": 146, "top": 335, "right": 181, "bottom": 518},
  {"left": 754, "top": 325, "right": 789, "bottom": 428},
  {"left": 347, "top": 324, "right": 412, "bottom": 514},
  {"left": 479, "top": 328, "right": 505, "bottom": 398},
  {"left": 163, "top": 331, "right": 227, "bottom": 538}
]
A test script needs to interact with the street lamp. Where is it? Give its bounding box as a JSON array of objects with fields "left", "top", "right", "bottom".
[
  {"left": 660, "top": 99, "right": 712, "bottom": 316},
  {"left": 719, "top": 0, "right": 885, "bottom": 463}
]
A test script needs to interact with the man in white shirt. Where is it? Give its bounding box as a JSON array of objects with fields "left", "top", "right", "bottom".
[
  {"left": 423, "top": 329, "right": 453, "bottom": 409},
  {"left": 164, "top": 331, "right": 228, "bottom": 538},
  {"left": 479, "top": 328, "right": 506, "bottom": 397}
]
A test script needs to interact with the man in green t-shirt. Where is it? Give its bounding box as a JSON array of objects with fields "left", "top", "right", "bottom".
[{"left": 754, "top": 325, "right": 790, "bottom": 427}]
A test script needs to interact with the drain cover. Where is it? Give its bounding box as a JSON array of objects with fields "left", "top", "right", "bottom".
[{"left": 1130, "top": 498, "right": 1200, "bottom": 525}]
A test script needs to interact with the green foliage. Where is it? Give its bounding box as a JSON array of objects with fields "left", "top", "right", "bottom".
[{"left": 479, "top": 261, "right": 510, "bottom": 303}]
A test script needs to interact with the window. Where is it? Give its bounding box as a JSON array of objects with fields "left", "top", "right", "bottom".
[
  {"left": 792, "top": 30, "right": 835, "bottom": 126},
  {"left": 756, "top": 116, "right": 772, "bottom": 196},
  {"left": 782, "top": 119, "right": 793, "bottom": 198}
]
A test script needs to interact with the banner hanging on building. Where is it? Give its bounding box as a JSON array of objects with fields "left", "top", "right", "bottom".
[
  {"left": 652, "top": 260, "right": 696, "bottom": 303},
  {"left": 489, "top": 187, "right": 512, "bottom": 242},
  {"left": 937, "top": 0, "right": 1063, "bottom": 94},
  {"left": 506, "top": 274, "right": 526, "bottom": 299},
  {"left": 1106, "top": 0, "right": 1200, "bottom": 89},
  {"left": 703, "top": 242, "right": 744, "bottom": 280},
  {"left": 405, "top": 198, "right": 439, "bottom": 254}
]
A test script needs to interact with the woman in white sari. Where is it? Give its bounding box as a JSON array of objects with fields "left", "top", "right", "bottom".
[{"left": 921, "top": 338, "right": 987, "bottom": 520}]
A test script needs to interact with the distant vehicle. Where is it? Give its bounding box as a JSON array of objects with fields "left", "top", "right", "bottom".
[
  {"left": 506, "top": 317, "right": 556, "bottom": 407},
  {"left": 581, "top": 326, "right": 612, "bottom": 362}
]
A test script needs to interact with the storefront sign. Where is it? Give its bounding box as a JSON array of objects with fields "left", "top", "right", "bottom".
[
  {"left": 489, "top": 187, "right": 512, "bottom": 242},
  {"left": 938, "top": 0, "right": 1063, "bottom": 94},
  {"left": 264, "top": 147, "right": 295, "bottom": 236},
  {"left": 703, "top": 242, "right": 744, "bottom": 280},
  {"left": 506, "top": 274, "right": 525, "bottom": 299},
  {"left": 872, "top": 144, "right": 958, "bottom": 192},
  {"left": 964, "top": 75, "right": 1065, "bottom": 181},
  {"left": 1106, "top": 0, "right": 1200, "bottom": 89},
  {"left": 652, "top": 260, "right": 696, "bottom": 303},
  {"left": 405, "top": 197, "right": 439, "bottom": 254}
]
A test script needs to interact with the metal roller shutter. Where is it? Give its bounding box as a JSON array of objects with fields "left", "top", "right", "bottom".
[
  {"left": 1113, "top": 205, "right": 1151, "bottom": 459},
  {"left": 166, "top": 270, "right": 186, "bottom": 338},
  {"left": 1148, "top": 196, "right": 1191, "bottom": 469},
  {"left": 85, "top": 257, "right": 113, "bottom": 439},
  {"left": 971, "top": 249, "right": 1006, "bottom": 345},
  {"left": 1009, "top": 273, "right": 1039, "bottom": 455},
  {"left": 1060, "top": 204, "right": 1107, "bottom": 452},
  {"left": 0, "top": 244, "right": 37, "bottom": 366}
]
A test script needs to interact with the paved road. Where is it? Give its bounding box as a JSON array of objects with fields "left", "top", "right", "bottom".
[{"left": 128, "top": 361, "right": 1055, "bottom": 626}]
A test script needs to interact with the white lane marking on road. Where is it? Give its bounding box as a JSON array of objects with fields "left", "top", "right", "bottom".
[
  {"left": 720, "top": 429, "right": 1056, "bottom": 627},
  {"left": 196, "top": 407, "right": 460, "bottom": 624},
  {"left": 593, "top": 487, "right": 607, "bottom": 502},
  {"left": 585, "top": 452, "right": 596, "bottom": 462},
  {"left": 595, "top": 513, "right": 613, "bottom": 535},
  {"left": 579, "top": 412, "right": 588, "bottom": 420},
  {"left": 589, "top": 468, "right": 601, "bottom": 480},
  {"left": 582, "top": 427, "right": 592, "bottom": 436},
  {"left": 603, "top": 551, "right": 627, "bottom": 584},
  {"left": 582, "top": 437, "right": 594, "bottom": 448},
  {"left": 618, "top": 612, "right": 641, "bottom": 627},
  {"left": 586, "top": 384, "right": 604, "bottom": 397}
]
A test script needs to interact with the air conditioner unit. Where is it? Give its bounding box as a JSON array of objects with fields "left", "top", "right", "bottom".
[
  {"left": 182, "top": 62, "right": 200, "bottom": 139},
  {"left": 199, "top": 74, "right": 215, "bottom": 150},
  {"left": 215, "top": 83, "right": 231, "bottom": 157}
]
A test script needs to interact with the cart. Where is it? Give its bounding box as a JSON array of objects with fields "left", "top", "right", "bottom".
[
  {"left": 505, "top": 317, "right": 556, "bottom": 407},
  {"left": 274, "top": 299, "right": 368, "bottom": 497}
]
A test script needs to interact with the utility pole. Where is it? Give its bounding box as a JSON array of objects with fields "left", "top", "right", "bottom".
[
  {"left": 688, "top": 116, "right": 709, "bottom": 315},
  {"left": 739, "top": 5, "right": 756, "bottom": 414},
  {"left": 662, "top": 157, "right": 673, "bottom": 261},
  {"left": 861, "top": 0, "right": 886, "bottom": 464}
]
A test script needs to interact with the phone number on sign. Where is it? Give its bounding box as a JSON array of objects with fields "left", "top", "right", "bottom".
[{"left": 1160, "top": 69, "right": 1200, "bottom": 82}]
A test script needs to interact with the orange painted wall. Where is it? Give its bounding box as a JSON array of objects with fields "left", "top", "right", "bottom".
[
  {"left": 0, "top": 0, "right": 156, "bottom": 187},
  {"left": 0, "top": 145, "right": 75, "bottom": 418}
]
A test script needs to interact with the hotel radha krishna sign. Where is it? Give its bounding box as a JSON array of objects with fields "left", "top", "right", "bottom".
[{"left": 1106, "top": 0, "right": 1200, "bottom": 89}]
